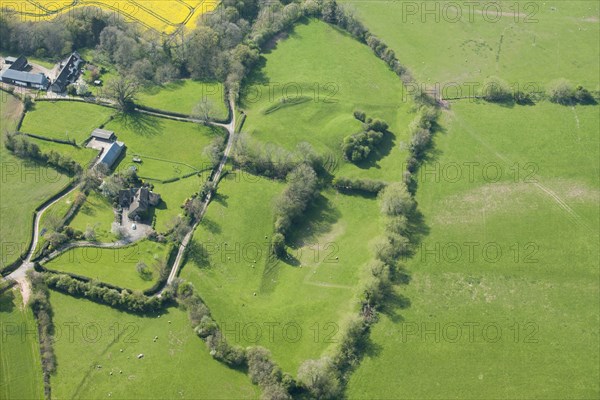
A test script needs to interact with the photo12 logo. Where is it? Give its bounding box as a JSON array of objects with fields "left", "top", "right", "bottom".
[
  {"left": 1, "top": 241, "right": 28, "bottom": 267},
  {"left": 399, "top": 1, "right": 539, "bottom": 24},
  {"left": 1, "top": 161, "right": 65, "bottom": 184},
  {"left": 398, "top": 321, "right": 540, "bottom": 343},
  {"left": 241, "top": 82, "right": 340, "bottom": 104},
  {"left": 220, "top": 321, "right": 340, "bottom": 344},
  {"left": 402, "top": 81, "right": 543, "bottom": 102},
  {"left": 413, "top": 241, "right": 540, "bottom": 264},
  {"left": 406, "top": 161, "right": 540, "bottom": 184},
  {"left": 1, "top": 321, "right": 140, "bottom": 344},
  {"left": 191, "top": 240, "right": 340, "bottom": 265}
]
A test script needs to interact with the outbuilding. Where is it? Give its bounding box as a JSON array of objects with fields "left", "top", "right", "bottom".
[
  {"left": 91, "top": 128, "right": 116, "bottom": 142},
  {"left": 7, "top": 55, "right": 29, "bottom": 71},
  {"left": 0, "top": 69, "right": 49, "bottom": 90},
  {"left": 98, "top": 141, "right": 124, "bottom": 169}
]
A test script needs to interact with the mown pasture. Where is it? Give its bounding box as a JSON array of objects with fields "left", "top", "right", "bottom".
[
  {"left": 68, "top": 191, "right": 117, "bottom": 243},
  {"left": 0, "top": 288, "right": 44, "bottom": 399},
  {"left": 181, "top": 172, "right": 383, "bottom": 373},
  {"left": 20, "top": 101, "right": 114, "bottom": 144},
  {"left": 43, "top": 240, "right": 171, "bottom": 291},
  {"left": 241, "top": 19, "right": 414, "bottom": 182},
  {"left": 0, "top": 94, "right": 71, "bottom": 270},
  {"left": 103, "top": 112, "right": 222, "bottom": 181},
  {"left": 138, "top": 80, "right": 229, "bottom": 120},
  {"left": 340, "top": 0, "right": 600, "bottom": 88},
  {"left": 347, "top": 101, "right": 600, "bottom": 399},
  {"left": 48, "top": 290, "right": 258, "bottom": 399}
]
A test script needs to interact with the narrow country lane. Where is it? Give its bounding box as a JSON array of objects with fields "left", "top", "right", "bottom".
[
  {"left": 2, "top": 93, "right": 238, "bottom": 301},
  {"left": 162, "top": 95, "right": 237, "bottom": 291}
]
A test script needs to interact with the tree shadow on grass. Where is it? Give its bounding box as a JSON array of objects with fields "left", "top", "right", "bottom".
[
  {"left": 406, "top": 209, "right": 430, "bottom": 247},
  {"left": 200, "top": 217, "right": 221, "bottom": 235},
  {"left": 260, "top": 17, "right": 307, "bottom": 54},
  {"left": 113, "top": 111, "right": 162, "bottom": 136},
  {"left": 240, "top": 56, "right": 269, "bottom": 97},
  {"left": 212, "top": 192, "right": 229, "bottom": 207},
  {"left": 0, "top": 289, "right": 16, "bottom": 313},
  {"left": 186, "top": 239, "right": 211, "bottom": 268},
  {"left": 353, "top": 130, "right": 396, "bottom": 170},
  {"left": 144, "top": 79, "right": 186, "bottom": 95},
  {"left": 80, "top": 202, "right": 96, "bottom": 217},
  {"left": 286, "top": 194, "right": 342, "bottom": 250},
  {"left": 380, "top": 291, "right": 411, "bottom": 323},
  {"left": 362, "top": 333, "right": 383, "bottom": 359}
]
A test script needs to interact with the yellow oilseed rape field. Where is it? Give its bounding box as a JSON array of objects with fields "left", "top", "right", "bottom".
[{"left": 0, "top": 0, "right": 218, "bottom": 33}]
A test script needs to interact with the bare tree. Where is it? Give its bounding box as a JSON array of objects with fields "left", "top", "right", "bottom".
[
  {"left": 192, "top": 99, "right": 215, "bottom": 125},
  {"left": 106, "top": 76, "right": 140, "bottom": 112}
]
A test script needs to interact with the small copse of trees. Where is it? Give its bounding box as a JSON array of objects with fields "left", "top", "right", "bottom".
[
  {"left": 546, "top": 79, "right": 596, "bottom": 105},
  {"left": 342, "top": 112, "right": 389, "bottom": 163}
]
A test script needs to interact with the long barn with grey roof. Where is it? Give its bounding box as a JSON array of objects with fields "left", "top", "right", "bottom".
[
  {"left": 91, "top": 128, "right": 116, "bottom": 141},
  {"left": 1, "top": 69, "right": 49, "bottom": 90},
  {"left": 97, "top": 141, "right": 124, "bottom": 169}
]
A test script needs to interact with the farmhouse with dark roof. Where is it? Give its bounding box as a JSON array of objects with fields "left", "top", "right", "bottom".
[
  {"left": 50, "top": 51, "right": 84, "bottom": 93},
  {"left": 8, "top": 55, "right": 29, "bottom": 71},
  {"left": 119, "top": 187, "right": 161, "bottom": 219}
]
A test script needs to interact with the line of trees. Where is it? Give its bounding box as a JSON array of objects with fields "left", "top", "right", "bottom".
[
  {"left": 174, "top": 280, "right": 293, "bottom": 398},
  {"left": 332, "top": 176, "right": 387, "bottom": 195},
  {"left": 4, "top": 132, "right": 83, "bottom": 175},
  {"left": 41, "top": 272, "right": 169, "bottom": 313},
  {"left": 404, "top": 105, "right": 439, "bottom": 193},
  {"left": 478, "top": 76, "right": 597, "bottom": 106},
  {"left": 374, "top": 182, "right": 415, "bottom": 265},
  {"left": 546, "top": 79, "right": 596, "bottom": 105},
  {"left": 28, "top": 271, "right": 56, "bottom": 399},
  {"left": 273, "top": 164, "right": 319, "bottom": 257},
  {"left": 233, "top": 134, "right": 323, "bottom": 180}
]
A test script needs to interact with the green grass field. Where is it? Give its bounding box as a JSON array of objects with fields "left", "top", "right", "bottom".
[
  {"left": 49, "top": 290, "right": 258, "bottom": 399},
  {"left": 39, "top": 189, "right": 79, "bottom": 236},
  {"left": 0, "top": 94, "right": 71, "bottom": 270},
  {"left": 20, "top": 101, "right": 114, "bottom": 144},
  {"left": 139, "top": 80, "right": 229, "bottom": 120},
  {"left": 347, "top": 101, "right": 600, "bottom": 399},
  {"left": 35, "top": 189, "right": 81, "bottom": 256},
  {"left": 341, "top": 0, "right": 600, "bottom": 88},
  {"left": 0, "top": 288, "right": 44, "bottom": 399},
  {"left": 104, "top": 113, "right": 223, "bottom": 181},
  {"left": 68, "top": 191, "right": 117, "bottom": 243},
  {"left": 152, "top": 173, "right": 207, "bottom": 233},
  {"left": 30, "top": 137, "right": 98, "bottom": 167},
  {"left": 241, "top": 19, "right": 414, "bottom": 182},
  {"left": 180, "top": 172, "right": 383, "bottom": 373},
  {"left": 43, "top": 240, "right": 170, "bottom": 291}
]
